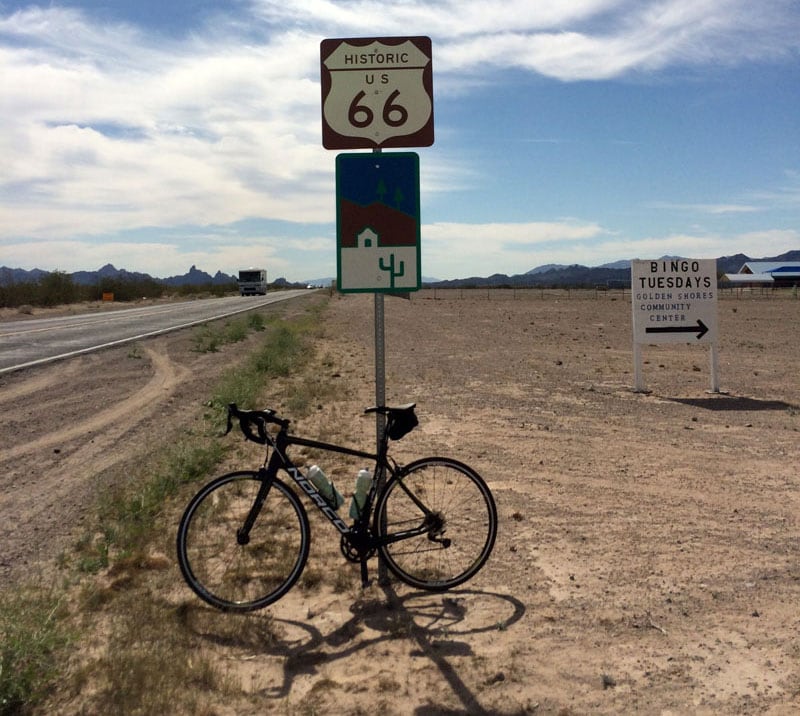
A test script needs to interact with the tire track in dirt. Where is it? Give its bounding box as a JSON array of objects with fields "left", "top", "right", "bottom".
[
  {"left": 0, "top": 360, "right": 85, "bottom": 406},
  {"left": 0, "top": 342, "right": 189, "bottom": 580},
  {"left": 1, "top": 343, "right": 185, "bottom": 463},
  {"left": 0, "top": 293, "right": 323, "bottom": 584}
]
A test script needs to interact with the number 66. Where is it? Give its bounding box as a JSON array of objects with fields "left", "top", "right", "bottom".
[{"left": 348, "top": 90, "right": 409, "bottom": 129}]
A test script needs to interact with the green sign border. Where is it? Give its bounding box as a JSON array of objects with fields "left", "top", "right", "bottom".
[{"left": 335, "top": 152, "right": 421, "bottom": 294}]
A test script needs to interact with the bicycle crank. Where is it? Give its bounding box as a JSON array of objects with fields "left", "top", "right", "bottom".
[{"left": 340, "top": 529, "right": 376, "bottom": 563}]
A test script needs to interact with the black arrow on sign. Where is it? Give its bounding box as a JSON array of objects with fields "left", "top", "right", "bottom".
[{"left": 646, "top": 319, "right": 709, "bottom": 340}]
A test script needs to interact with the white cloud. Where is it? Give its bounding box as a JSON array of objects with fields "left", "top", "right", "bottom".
[
  {"left": 646, "top": 171, "right": 800, "bottom": 216},
  {"left": 728, "top": 229, "right": 800, "bottom": 252},
  {"left": 250, "top": 0, "right": 620, "bottom": 37},
  {"left": 435, "top": 0, "right": 800, "bottom": 80},
  {"left": 426, "top": 220, "right": 604, "bottom": 244},
  {"left": 1, "top": 13, "right": 333, "bottom": 240},
  {"left": 251, "top": 0, "right": 800, "bottom": 80},
  {"left": 647, "top": 202, "right": 760, "bottom": 214},
  {"left": 590, "top": 229, "right": 800, "bottom": 263},
  {"left": 418, "top": 225, "right": 800, "bottom": 279},
  {"left": 421, "top": 220, "right": 608, "bottom": 277},
  {"left": 748, "top": 170, "right": 800, "bottom": 209},
  {"left": 0, "top": 236, "right": 301, "bottom": 278}
]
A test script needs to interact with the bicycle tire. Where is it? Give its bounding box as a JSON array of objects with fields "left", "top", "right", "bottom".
[
  {"left": 176, "top": 471, "right": 309, "bottom": 611},
  {"left": 374, "top": 457, "right": 497, "bottom": 591}
]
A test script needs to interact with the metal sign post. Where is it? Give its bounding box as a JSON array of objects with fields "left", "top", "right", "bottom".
[
  {"left": 374, "top": 294, "right": 386, "bottom": 453},
  {"left": 322, "top": 35, "right": 433, "bottom": 584},
  {"left": 372, "top": 148, "right": 388, "bottom": 583}
]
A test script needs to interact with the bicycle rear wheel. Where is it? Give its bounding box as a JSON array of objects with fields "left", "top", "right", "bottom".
[
  {"left": 374, "top": 457, "right": 497, "bottom": 591},
  {"left": 177, "top": 471, "right": 309, "bottom": 611}
]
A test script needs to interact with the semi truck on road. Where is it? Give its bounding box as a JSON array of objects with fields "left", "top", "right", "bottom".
[{"left": 238, "top": 268, "right": 267, "bottom": 296}]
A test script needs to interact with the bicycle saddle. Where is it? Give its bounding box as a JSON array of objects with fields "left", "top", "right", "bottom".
[{"left": 365, "top": 403, "right": 418, "bottom": 440}]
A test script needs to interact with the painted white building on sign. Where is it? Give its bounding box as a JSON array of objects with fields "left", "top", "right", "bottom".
[{"left": 339, "top": 227, "right": 418, "bottom": 291}]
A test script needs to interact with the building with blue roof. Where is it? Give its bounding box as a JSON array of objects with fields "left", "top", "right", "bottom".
[{"left": 722, "top": 261, "right": 800, "bottom": 287}]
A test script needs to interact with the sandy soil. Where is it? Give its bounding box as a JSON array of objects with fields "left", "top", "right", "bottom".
[
  {"left": 0, "top": 296, "right": 313, "bottom": 583},
  {"left": 2, "top": 290, "right": 799, "bottom": 714}
]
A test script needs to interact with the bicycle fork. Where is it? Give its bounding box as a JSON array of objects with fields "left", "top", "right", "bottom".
[{"left": 236, "top": 466, "right": 274, "bottom": 545}]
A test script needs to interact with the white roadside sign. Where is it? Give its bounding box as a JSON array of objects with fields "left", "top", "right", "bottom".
[
  {"left": 630, "top": 258, "right": 720, "bottom": 392},
  {"left": 631, "top": 259, "right": 718, "bottom": 344}
]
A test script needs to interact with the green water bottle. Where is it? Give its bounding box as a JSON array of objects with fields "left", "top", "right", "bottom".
[
  {"left": 349, "top": 468, "right": 372, "bottom": 519},
  {"left": 307, "top": 465, "right": 344, "bottom": 510}
]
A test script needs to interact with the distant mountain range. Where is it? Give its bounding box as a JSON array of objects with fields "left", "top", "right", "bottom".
[
  {"left": 422, "top": 251, "right": 800, "bottom": 288},
  {"left": 0, "top": 263, "right": 235, "bottom": 287},
  {"left": 0, "top": 263, "right": 305, "bottom": 289},
  {"left": 2, "top": 251, "right": 799, "bottom": 290}
]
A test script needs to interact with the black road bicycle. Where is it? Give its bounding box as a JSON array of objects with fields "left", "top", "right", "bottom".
[{"left": 176, "top": 403, "right": 497, "bottom": 612}]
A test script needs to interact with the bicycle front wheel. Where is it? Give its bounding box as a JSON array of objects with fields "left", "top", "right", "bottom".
[
  {"left": 177, "top": 471, "right": 309, "bottom": 612},
  {"left": 374, "top": 457, "right": 497, "bottom": 591}
]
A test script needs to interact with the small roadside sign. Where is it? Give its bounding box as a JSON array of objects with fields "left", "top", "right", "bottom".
[
  {"left": 630, "top": 258, "right": 720, "bottom": 391},
  {"left": 336, "top": 152, "right": 421, "bottom": 293},
  {"left": 631, "top": 259, "right": 718, "bottom": 344},
  {"left": 321, "top": 36, "right": 434, "bottom": 149}
]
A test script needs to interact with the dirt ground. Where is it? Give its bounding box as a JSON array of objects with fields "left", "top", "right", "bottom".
[{"left": 2, "top": 289, "right": 799, "bottom": 714}]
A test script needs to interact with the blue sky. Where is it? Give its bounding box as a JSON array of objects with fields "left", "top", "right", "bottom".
[{"left": 1, "top": 1, "right": 799, "bottom": 281}]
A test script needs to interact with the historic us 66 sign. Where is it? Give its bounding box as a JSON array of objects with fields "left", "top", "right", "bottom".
[{"left": 320, "top": 36, "right": 434, "bottom": 149}]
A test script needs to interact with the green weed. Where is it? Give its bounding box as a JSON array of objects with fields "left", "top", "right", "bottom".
[
  {"left": 191, "top": 324, "right": 221, "bottom": 353},
  {"left": 0, "top": 587, "right": 71, "bottom": 716},
  {"left": 76, "top": 441, "right": 225, "bottom": 570}
]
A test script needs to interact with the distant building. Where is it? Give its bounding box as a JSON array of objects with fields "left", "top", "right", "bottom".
[{"left": 722, "top": 261, "right": 800, "bottom": 287}]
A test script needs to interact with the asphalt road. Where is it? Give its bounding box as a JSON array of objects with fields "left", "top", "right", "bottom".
[{"left": 0, "top": 291, "right": 311, "bottom": 374}]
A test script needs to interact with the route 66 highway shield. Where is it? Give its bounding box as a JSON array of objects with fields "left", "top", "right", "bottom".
[{"left": 321, "top": 36, "right": 434, "bottom": 150}]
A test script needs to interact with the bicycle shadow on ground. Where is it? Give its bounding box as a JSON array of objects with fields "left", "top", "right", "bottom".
[
  {"left": 179, "top": 584, "right": 525, "bottom": 711},
  {"left": 378, "top": 584, "right": 527, "bottom": 715}
]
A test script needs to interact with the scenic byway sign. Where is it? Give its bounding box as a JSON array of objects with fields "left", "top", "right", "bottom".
[
  {"left": 631, "top": 259, "right": 718, "bottom": 344},
  {"left": 320, "top": 36, "right": 434, "bottom": 149},
  {"left": 336, "top": 152, "right": 421, "bottom": 292}
]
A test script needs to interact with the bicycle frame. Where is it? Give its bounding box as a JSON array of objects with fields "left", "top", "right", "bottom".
[
  {"left": 267, "top": 430, "right": 383, "bottom": 536},
  {"left": 243, "top": 422, "right": 435, "bottom": 554},
  {"left": 252, "top": 429, "right": 374, "bottom": 589}
]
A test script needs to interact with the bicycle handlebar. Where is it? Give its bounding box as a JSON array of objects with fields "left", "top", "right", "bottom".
[
  {"left": 226, "top": 403, "right": 289, "bottom": 444},
  {"left": 225, "top": 401, "right": 418, "bottom": 445}
]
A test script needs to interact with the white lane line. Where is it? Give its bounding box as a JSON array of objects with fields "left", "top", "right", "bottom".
[{"left": 0, "top": 294, "right": 299, "bottom": 375}]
